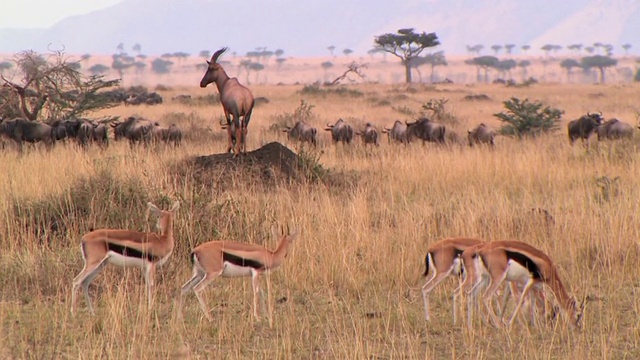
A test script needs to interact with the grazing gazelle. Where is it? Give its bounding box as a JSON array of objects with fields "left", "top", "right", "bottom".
[
  {"left": 71, "top": 201, "right": 180, "bottom": 315},
  {"left": 474, "top": 240, "right": 584, "bottom": 327},
  {"left": 458, "top": 242, "right": 548, "bottom": 327},
  {"left": 179, "top": 228, "right": 298, "bottom": 323},
  {"left": 421, "top": 237, "right": 484, "bottom": 322}
]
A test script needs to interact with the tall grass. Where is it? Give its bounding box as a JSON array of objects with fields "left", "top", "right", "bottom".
[{"left": 1, "top": 82, "right": 639, "bottom": 358}]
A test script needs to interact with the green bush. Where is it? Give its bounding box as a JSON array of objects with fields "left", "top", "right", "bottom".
[
  {"left": 494, "top": 97, "right": 563, "bottom": 138},
  {"left": 299, "top": 84, "right": 363, "bottom": 98}
]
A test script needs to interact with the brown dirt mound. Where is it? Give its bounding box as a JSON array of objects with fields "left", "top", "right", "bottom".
[{"left": 180, "top": 142, "right": 333, "bottom": 188}]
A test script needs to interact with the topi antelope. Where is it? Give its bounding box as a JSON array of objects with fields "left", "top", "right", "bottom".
[
  {"left": 473, "top": 240, "right": 584, "bottom": 328},
  {"left": 200, "top": 47, "right": 255, "bottom": 156},
  {"left": 71, "top": 201, "right": 180, "bottom": 315},
  {"left": 179, "top": 228, "right": 298, "bottom": 324}
]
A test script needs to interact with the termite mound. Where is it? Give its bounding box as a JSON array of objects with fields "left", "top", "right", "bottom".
[{"left": 178, "top": 142, "right": 357, "bottom": 190}]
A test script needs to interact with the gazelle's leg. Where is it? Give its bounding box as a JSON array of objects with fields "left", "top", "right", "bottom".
[
  {"left": 192, "top": 273, "right": 218, "bottom": 321},
  {"left": 481, "top": 271, "right": 508, "bottom": 327},
  {"left": 72, "top": 256, "right": 109, "bottom": 315},
  {"left": 266, "top": 272, "right": 273, "bottom": 327},
  {"left": 507, "top": 278, "right": 536, "bottom": 327},
  {"left": 251, "top": 270, "right": 262, "bottom": 320},
  {"left": 144, "top": 262, "right": 156, "bottom": 308},
  {"left": 421, "top": 269, "right": 453, "bottom": 321},
  {"left": 178, "top": 269, "right": 205, "bottom": 318},
  {"left": 466, "top": 274, "right": 489, "bottom": 326}
]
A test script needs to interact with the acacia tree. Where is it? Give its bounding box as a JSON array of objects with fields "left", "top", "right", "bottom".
[
  {"left": 518, "top": 60, "right": 531, "bottom": 81},
  {"left": 466, "top": 55, "right": 499, "bottom": 83},
  {"left": 373, "top": 28, "right": 440, "bottom": 83},
  {"left": 560, "top": 59, "right": 580, "bottom": 83},
  {"left": 410, "top": 51, "right": 447, "bottom": 83},
  {"left": 581, "top": 55, "right": 617, "bottom": 83},
  {"left": 504, "top": 44, "right": 516, "bottom": 55},
  {"left": 0, "top": 50, "right": 119, "bottom": 121}
]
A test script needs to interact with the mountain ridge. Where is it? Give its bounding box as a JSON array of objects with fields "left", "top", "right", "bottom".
[{"left": 1, "top": 0, "right": 637, "bottom": 57}]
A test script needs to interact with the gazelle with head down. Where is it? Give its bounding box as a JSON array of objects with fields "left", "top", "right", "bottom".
[
  {"left": 421, "top": 237, "right": 485, "bottom": 322},
  {"left": 458, "top": 241, "right": 549, "bottom": 327},
  {"left": 473, "top": 240, "right": 584, "bottom": 328},
  {"left": 70, "top": 201, "right": 180, "bottom": 315}
]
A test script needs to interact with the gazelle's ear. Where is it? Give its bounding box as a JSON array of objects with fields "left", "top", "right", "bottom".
[
  {"left": 170, "top": 201, "right": 180, "bottom": 212},
  {"left": 288, "top": 229, "right": 299, "bottom": 242},
  {"left": 147, "top": 202, "right": 161, "bottom": 216},
  {"left": 271, "top": 225, "right": 280, "bottom": 239}
]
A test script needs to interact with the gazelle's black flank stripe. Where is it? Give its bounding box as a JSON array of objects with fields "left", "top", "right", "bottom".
[
  {"left": 223, "top": 251, "right": 264, "bottom": 270},
  {"left": 505, "top": 250, "right": 543, "bottom": 280},
  {"left": 454, "top": 249, "right": 465, "bottom": 277},
  {"left": 107, "top": 243, "right": 159, "bottom": 262},
  {"left": 423, "top": 253, "right": 431, "bottom": 277}
]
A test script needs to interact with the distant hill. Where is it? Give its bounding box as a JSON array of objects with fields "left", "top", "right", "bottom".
[{"left": 0, "top": 0, "right": 638, "bottom": 57}]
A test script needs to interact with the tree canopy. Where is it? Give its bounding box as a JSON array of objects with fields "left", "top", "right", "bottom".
[
  {"left": 0, "top": 50, "right": 120, "bottom": 122},
  {"left": 581, "top": 55, "right": 617, "bottom": 83},
  {"left": 373, "top": 28, "right": 440, "bottom": 83},
  {"left": 465, "top": 55, "right": 499, "bottom": 83}
]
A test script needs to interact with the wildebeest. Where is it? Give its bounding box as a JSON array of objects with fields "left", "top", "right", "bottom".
[
  {"left": 92, "top": 123, "right": 109, "bottom": 147},
  {"left": 567, "top": 112, "right": 603, "bottom": 144},
  {"left": 356, "top": 122, "right": 379, "bottom": 146},
  {"left": 166, "top": 124, "right": 183, "bottom": 146},
  {"left": 595, "top": 119, "right": 634, "bottom": 141},
  {"left": 111, "top": 116, "right": 154, "bottom": 145},
  {"left": 151, "top": 123, "right": 182, "bottom": 146},
  {"left": 200, "top": 47, "right": 255, "bottom": 156},
  {"left": 74, "top": 119, "right": 109, "bottom": 148},
  {"left": 124, "top": 92, "right": 163, "bottom": 106},
  {"left": 283, "top": 121, "right": 317, "bottom": 146},
  {"left": 467, "top": 123, "right": 496, "bottom": 147},
  {"left": 381, "top": 120, "right": 409, "bottom": 144},
  {"left": 0, "top": 118, "right": 55, "bottom": 151},
  {"left": 49, "top": 120, "right": 71, "bottom": 141},
  {"left": 405, "top": 117, "right": 446, "bottom": 143},
  {"left": 325, "top": 118, "right": 354, "bottom": 144}
]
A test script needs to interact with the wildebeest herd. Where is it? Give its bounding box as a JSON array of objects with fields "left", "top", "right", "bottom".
[
  {"left": 278, "top": 110, "right": 633, "bottom": 150},
  {"left": 0, "top": 45, "right": 635, "bottom": 156},
  {"left": 0, "top": 116, "right": 182, "bottom": 151}
]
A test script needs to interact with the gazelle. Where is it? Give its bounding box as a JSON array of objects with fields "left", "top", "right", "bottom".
[
  {"left": 179, "top": 228, "right": 298, "bottom": 324},
  {"left": 421, "top": 237, "right": 484, "bottom": 322},
  {"left": 474, "top": 240, "right": 584, "bottom": 327},
  {"left": 71, "top": 201, "right": 180, "bottom": 315},
  {"left": 458, "top": 242, "right": 548, "bottom": 327}
]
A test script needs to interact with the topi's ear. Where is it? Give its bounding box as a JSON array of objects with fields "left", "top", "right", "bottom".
[{"left": 170, "top": 201, "right": 180, "bottom": 212}]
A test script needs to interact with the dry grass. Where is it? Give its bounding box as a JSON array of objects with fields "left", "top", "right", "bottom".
[{"left": 1, "top": 79, "right": 640, "bottom": 359}]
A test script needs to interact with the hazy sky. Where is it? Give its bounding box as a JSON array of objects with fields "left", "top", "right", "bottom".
[{"left": 1, "top": 0, "right": 124, "bottom": 28}]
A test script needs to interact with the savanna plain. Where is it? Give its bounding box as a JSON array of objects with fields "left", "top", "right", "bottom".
[{"left": 1, "top": 64, "right": 640, "bottom": 359}]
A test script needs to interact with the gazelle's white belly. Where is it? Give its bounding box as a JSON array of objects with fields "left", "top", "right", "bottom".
[
  {"left": 221, "top": 262, "right": 254, "bottom": 278},
  {"left": 505, "top": 260, "right": 533, "bottom": 284},
  {"left": 107, "top": 251, "right": 148, "bottom": 268},
  {"left": 452, "top": 257, "right": 464, "bottom": 275}
]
